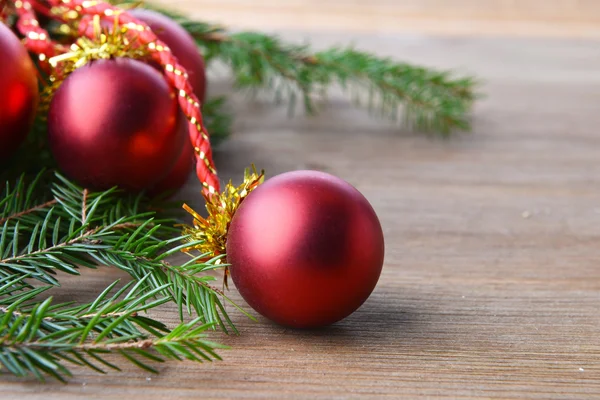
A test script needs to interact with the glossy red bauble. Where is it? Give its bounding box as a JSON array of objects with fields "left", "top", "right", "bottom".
[
  {"left": 226, "top": 170, "right": 385, "bottom": 328},
  {"left": 129, "top": 9, "right": 207, "bottom": 103},
  {"left": 0, "top": 22, "right": 39, "bottom": 160},
  {"left": 48, "top": 58, "right": 182, "bottom": 191}
]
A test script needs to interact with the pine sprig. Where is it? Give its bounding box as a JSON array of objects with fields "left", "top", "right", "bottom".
[
  {"left": 306, "top": 48, "right": 476, "bottom": 133},
  {"left": 0, "top": 278, "right": 226, "bottom": 382},
  {"left": 197, "top": 27, "right": 476, "bottom": 134},
  {"left": 0, "top": 173, "right": 244, "bottom": 332},
  {"left": 0, "top": 172, "right": 54, "bottom": 227},
  {"left": 0, "top": 274, "right": 49, "bottom": 307},
  {"left": 113, "top": 0, "right": 477, "bottom": 134}
]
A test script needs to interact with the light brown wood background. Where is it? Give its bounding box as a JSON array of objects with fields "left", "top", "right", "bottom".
[
  {"left": 3, "top": 1, "right": 600, "bottom": 399},
  {"left": 153, "top": 0, "right": 600, "bottom": 38}
]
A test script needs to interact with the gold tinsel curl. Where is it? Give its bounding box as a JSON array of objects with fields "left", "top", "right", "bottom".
[
  {"left": 48, "top": 14, "right": 149, "bottom": 74},
  {"left": 182, "top": 166, "right": 264, "bottom": 264}
]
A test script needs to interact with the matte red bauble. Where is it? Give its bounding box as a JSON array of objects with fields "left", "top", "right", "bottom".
[
  {"left": 129, "top": 9, "right": 207, "bottom": 103},
  {"left": 226, "top": 170, "right": 385, "bottom": 328},
  {"left": 48, "top": 58, "right": 182, "bottom": 191},
  {"left": 0, "top": 22, "right": 39, "bottom": 160}
]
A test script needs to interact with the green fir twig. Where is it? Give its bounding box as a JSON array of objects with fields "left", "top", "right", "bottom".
[
  {"left": 0, "top": 276, "right": 226, "bottom": 382},
  {"left": 0, "top": 172, "right": 244, "bottom": 331}
]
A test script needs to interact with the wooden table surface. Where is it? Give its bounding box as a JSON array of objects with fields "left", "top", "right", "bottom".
[{"left": 4, "top": 1, "right": 600, "bottom": 399}]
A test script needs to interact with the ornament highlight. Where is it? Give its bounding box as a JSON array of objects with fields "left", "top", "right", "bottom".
[
  {"left": 48, "top": 58, "right": 182, "bottom": 191},
  {"left": 226, "top": 170, "right": 385, "bottom": 328},
  {"left": 0, "top": 22, "right": 39, "bottom": 160}
]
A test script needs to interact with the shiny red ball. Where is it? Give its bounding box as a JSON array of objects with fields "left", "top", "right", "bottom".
[
  {"left": 48, "top": 58, "right": 182, "bottom": 191},
  {"left": 0, "top": 22, "right": 39, "bottom": 160},
  {"left": 227, "top": 170, "right": 385, "bottom": 328},
  {"left": 129, "top": 9, "right": 207, "bottom": 103}
]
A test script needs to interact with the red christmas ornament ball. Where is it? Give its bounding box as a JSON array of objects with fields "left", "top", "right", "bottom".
[
  {"left": 48, "top": 58, "right": 182, "bottom": 191},
  {"left": 148, "top": 114, "right": 194, "bottom": 196},
  {"left": 226, "top": 170, "right": 385, "bottom": 328},
  {"left": 0, "top": 22, "right": 39, "bottom": 160},
  {"left": 129, "top": 9, "right": 207, "bottom": 103}
]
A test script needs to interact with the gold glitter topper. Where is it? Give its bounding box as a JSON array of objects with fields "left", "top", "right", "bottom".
[{"left": 48, "top": 14, "right": 149, "bottom": 76}]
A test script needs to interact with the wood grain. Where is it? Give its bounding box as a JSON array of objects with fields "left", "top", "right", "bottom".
[
  {"left": 150, "top": 0, "right": 600, "bottom": 38},
  {"left": 3, "top": 4, "right": 600, "bottom": 399}
]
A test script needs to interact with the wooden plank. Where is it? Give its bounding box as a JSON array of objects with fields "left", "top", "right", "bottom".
[
  {"left": 149, "top": 0, "right": 600, "bottom": 38},
  {"left": 3, "top": 8, "right": 600, "bottom": 400}
]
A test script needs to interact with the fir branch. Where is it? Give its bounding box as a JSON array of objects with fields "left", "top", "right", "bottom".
[
  {"left": 0, "top": 173, "right": 245, "bottom": 331},
  {"left": 0, "top": 172, "right": 55, "bottom": 226},
  {"left": 0, "top": 199, "right": 57, "bottom": 226},
  {"left": 196, "top": 27, "right": 477, "bottom": 134},
  {"left": 0, "top": 274, "right": 49, "bottom": 305},
  {"left": 156, "top": 256, "right": 253, "bottom": 333},
  {"left": 90, "top": 239, "right": 245, "bottom": 333},
  {"left": 0, "top": 278, "right": 226, "bottom": 381},
  {"left": 113, "top": 0, "right": 477, "bottom": 135}
]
